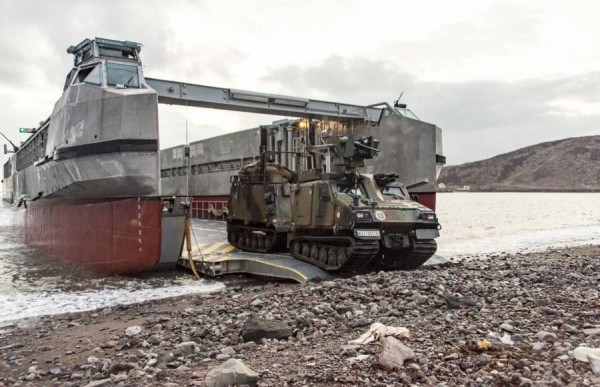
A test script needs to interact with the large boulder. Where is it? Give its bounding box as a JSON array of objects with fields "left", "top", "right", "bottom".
[
  {"left": 377, "top": 337, "right": 415, "bottom": 371},
  {"left": 241, "top": 318, "right": 292, "bottom": 343},
  {"left": 204, "top": 358, "right": 259, "bottom": 387}
]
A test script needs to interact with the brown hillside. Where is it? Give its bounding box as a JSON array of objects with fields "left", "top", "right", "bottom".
[{"left": 439, "top": 135, "right": 600, "bottom": 191}]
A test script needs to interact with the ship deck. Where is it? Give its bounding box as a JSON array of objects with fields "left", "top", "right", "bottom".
[{"left": 177, "top": 219, "right": 448, "bottom": 284}]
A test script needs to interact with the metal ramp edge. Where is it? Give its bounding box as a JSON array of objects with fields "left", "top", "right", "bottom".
[{"left": 178, "top": 252, "right": 330, "bottom": 284}]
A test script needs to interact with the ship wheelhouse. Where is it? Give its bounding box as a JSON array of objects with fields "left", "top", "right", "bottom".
[{"left": 64, "top": 38, "right": 143, "bottom": 91}]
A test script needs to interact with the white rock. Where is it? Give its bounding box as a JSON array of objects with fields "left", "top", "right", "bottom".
[
  {"left": 500, "top": 334, "right": 514, "bottom": 345},
  {"left": 500, "top": 323, "right": 515, "bottom": 332},
  {"left": 583, "top": 327, "right": 600, "bottom": 336},
  {"left": 589, "top": 354, "right": 600, "bottom": 375},
  {"left": 204, "top": 358, "right": 259, "bottom": 387},
  {"left": 377, "top": 337, "right": 415, "bottom": 371},
  {"left": 125, "top": 326, "right": 142, "bottom": 337},
  {"left": 574, "top": 347, "right": 600, "bottom": 362}
]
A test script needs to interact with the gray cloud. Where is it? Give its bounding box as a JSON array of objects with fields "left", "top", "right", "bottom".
[
  {"left": 1, "top": 0, "right": 599, "bottom": 171},
  {"left": 262, "top": 57, "right": 600, "bottom": 164}
]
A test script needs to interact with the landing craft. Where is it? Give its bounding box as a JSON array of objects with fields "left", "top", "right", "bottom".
[{"left": 2, "top": 37, "right": 445, "bottom": 274}]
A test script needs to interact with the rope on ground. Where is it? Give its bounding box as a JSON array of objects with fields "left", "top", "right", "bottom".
[{"left": 185, "top": 215, "right": 201, "bottom": 279}]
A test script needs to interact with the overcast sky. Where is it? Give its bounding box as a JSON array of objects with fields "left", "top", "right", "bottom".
[{"left": 1, "top": 0, "right": 598, "bottom": 168}]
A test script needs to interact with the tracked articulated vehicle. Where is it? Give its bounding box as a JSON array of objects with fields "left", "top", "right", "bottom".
[
  {"left": 227, "top": 133, "right": 440, "bottom": 272},
  {"left": 227, "top": 156, "right": 297, "bottom": 253}
]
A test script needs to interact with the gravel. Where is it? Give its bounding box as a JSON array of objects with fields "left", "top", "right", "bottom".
[{"left": 0, "top": 244, "right": 599, "bottom": 386}]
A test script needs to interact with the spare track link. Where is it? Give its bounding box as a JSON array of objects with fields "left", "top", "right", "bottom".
[
  {"left": 227, "top": 224, "right": 285, "bottom": 253},
  {"left": 386, "top": 239, "right": 437, "bottom": 270},
  {"left": 290, "top": 236, "right": 380, "bottom": 272}
]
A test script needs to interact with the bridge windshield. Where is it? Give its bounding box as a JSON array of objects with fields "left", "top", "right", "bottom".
[{"left": 106, "top": 63, "right": 139, "bottom": 88}]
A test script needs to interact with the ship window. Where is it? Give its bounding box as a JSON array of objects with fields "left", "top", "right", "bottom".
[
  {"left": 189, "top": 143, "right": 204, "bottom": 158},
  {"left": 173, "top": 148, "right": 183, "bottom": 160},
  {"left": 106, "top": 62, "right": 139, "bottom": 88},
  {"left": 75, "top": 65, "right": 101, "bottom": 86},
  {"left": 219, "top": 137, "right": 231, "bottom": 154},
  {"left": 98, "top": 46, "right": 137, "bottom": 61},
  {"left": 3, "top": 161, "right": 10, "bottom": 179},
  {"left": 82, "top": 65, "right": 101, "bottom": 85}
]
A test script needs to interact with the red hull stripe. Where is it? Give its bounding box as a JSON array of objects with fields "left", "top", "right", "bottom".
[
  {"left": 416, "top": 193, "right": 436, "bottom": 211},
  {"left": 25, "top": 198, "right": 162, "bottom": 273}
]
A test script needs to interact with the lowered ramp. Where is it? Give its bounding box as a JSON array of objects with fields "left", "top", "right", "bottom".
[
  {"left": 178, "top": 219, "right": 329, "bottom": 284},
  {"left": 178, "top": 252, "right": 329, "bottom": 284}
]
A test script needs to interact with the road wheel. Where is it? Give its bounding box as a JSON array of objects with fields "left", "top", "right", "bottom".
[
  {"left": 337, "top": 249, "right": 347, "bottom": 266},
  {"left": 293, "top": 241, "right": 302, "bottom": 255},
  {"left": 301, "top": 243, "right": 310, "bottom": 257},
  {"left": 310, "top": 243, "right": 319, "bottom": 259},
  {"left": 318, "top": 247, "right": 328, "bottom": 264},
  {"left": 327, "top": 249, "right": 338, "bottom": 266},
  {"left": 228, "top": 232, "right": 237, "bottom": 244},
  {"left": 264, "top": 237, "right": 273, "bottom": 251}
]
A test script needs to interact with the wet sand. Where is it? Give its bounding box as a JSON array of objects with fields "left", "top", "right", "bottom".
[{"left": 1, "top": 244, "right": 599, "bottom": 386}]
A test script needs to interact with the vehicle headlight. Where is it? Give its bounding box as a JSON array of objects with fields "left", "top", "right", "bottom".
[
  {"left": 354, "top": 211, "right": 372, "bottom": 221},
  {"left": 420, "top": 212, "right": 436, "bottom": 221}
]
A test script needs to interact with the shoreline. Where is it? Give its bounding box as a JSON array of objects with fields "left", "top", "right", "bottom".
[
  {"left": 438, "top": 190, "right": 600, "bottom": 193},
  {"left": 1, "top": 244, "right": 599, "bottom": 386}
]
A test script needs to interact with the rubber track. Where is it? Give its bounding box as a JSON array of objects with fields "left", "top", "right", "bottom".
[
  {"left": 227, "top": 224, "right": 285, "bottom": 253},
  {"left": 290, "top": 236, "right": 380, "bottom": 272},
  {"left": 386, "top": 239, "right": 437, "bottom": 270}
]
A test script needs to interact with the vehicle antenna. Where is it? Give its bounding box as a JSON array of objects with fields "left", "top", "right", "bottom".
[{"left": 393, "top": 92, "right": 404, "bottom": 108}]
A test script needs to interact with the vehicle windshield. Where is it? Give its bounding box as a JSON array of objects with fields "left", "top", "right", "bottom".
[
  {"left": 382, "top": 185, "right": 407, "bottom": 199},
  {"left": 337, "top": 182, "right": 368, "bottom": 199},
  {"left": 394, "top": 107, "right": 420, "bottom": 120},
  {"left": 106, "top": 62, "right": 139, "bottom": 88}
]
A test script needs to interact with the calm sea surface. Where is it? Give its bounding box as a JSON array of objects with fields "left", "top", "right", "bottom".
[
  {"left": 435, "top": 192, "right": 600, "bottom": 258},
  {"left": 1, "top": 192, "right": 599, "bottom": 323}
]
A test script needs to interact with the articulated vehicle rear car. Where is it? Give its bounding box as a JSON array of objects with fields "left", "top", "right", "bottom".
[{"left": 227, "top": 134, "right": 440, "bottom": 272}]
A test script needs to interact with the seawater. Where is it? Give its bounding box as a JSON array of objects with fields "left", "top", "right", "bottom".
[
  {"left": 0, "top": 208, "right": 224, "bottom": 323},
  {"left": 436, "top": 192, "right": 600, "bottom": 258},
  {"left": 1, "top": 192, "right": 599, "bottom": 323}
]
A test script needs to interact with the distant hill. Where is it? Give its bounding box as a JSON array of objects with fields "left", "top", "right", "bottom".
[{"left": 439, "top": 135, "right": 600, "bottom": 191}]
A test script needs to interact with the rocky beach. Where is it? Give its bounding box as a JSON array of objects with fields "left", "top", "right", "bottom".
[{"left": 1, "top": 245, "right": 599, "bottom": 386}]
